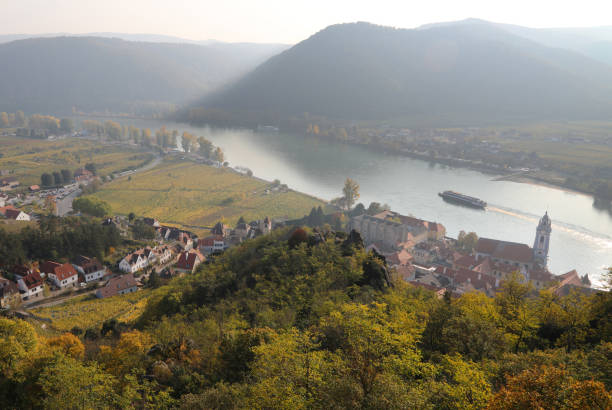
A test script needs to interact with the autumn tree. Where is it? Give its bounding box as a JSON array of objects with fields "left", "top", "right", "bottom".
[
  {"left": 104, "top": 120, "right": 122, "bottom": 140},
  {"left": 342, "top": 178, "right": 360, "bottom": 210},
  {"left": 47, "top": 333, "right": 85, "bottom": 360},
  {"left": 0, "top": 112, "right": 8, "bottom": 128},
  {"left": 488, "top": 365, "right": 611, "bottom": 409},
  {"left": 213, "top": 147, "right": 224, "bottom": 163},
  {"left": 0, "top": 318, "right": 38, "bottom": 377}
]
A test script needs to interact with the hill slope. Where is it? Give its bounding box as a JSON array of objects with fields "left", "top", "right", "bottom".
[
  {"left": 0, "top": 36, "right": 285, "bottom": 114},
  {"left": 202, "top": 22, "right": 612, "bottom": 125}
]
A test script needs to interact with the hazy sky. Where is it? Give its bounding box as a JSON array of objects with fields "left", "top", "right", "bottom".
[{"left": 3, "top": 0, "right": 611, "bottom": 43}]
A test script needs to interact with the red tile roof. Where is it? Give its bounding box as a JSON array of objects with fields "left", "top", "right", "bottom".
[
  {"left": 386, "top": 249, "right": 413, "bottom": 266},
  {"left": 454, "top": 255, "right": 477, "bottom": 269},
  {"left": 41, "top": 261, "right": 77, "bottom": 281},
  {"left": 176, "top": 250, "right": 204, "bottom": 271},
  {"left": 475, "top": 238, "right": 534, "bottom": 264},
  {"left": 97, "top": 274, "right": 138, "bottom": 298},
  {"left": 198, "top": 235, "right": 224, "bottom": 247},
  {"left": 22, "top": 272, "right": 43, "bottom": 289}
]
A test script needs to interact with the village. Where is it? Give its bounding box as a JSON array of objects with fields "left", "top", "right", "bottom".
[
  {"left": 1, "top": 192, "right": 597, "bottom": 312},
  {"left": 0, "top": 212, "right": 274, "bottom": 309},
  {"left": 347, "top": 208, "right": 594, "bottom": 298}
]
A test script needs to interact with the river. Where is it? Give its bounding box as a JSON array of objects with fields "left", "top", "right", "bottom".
[{"left": 86, "top": 118, "right": 612, "bottom": 286}]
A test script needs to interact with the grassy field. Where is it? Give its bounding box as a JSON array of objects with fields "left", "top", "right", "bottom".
[
  {"left": 0, "top": 136, "right": 152, "bottom": 186},
  {"left": 31, "top": 289, "right": 152, "bottom": 333},
  {"left": 90, "top": 160, "right": 324, "bottom": 228}
]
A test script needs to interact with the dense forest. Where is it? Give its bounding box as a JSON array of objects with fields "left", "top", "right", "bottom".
[
  {"left": 0, "top": 37, "right": 284, "bottom": 115},
  {"left": 0, "top": 216, "right": 121, "bottom": 266},
  {"left": 1, "top": 227, "right": 610, "bottom": 408},
  {"left": 193, "top": 21, "right": 612, "bottom": 126}
]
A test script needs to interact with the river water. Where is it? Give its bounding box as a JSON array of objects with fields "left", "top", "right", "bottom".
[{"left": 92, "top": 118, "right": 612, "bottom": 286}]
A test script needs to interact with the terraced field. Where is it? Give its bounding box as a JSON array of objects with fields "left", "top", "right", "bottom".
[
  {"left": 31, "top": 289, "right": 152, "bottom": 333},
  {"left": 0, "top": 136, "right": 152, "bottom": 186},
  {"left": 90, "top": 160, "right": 324, "bottom": 228}
]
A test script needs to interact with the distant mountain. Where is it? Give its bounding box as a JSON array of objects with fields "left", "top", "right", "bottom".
[
  {"left": 0, "top": 36, "right": 287, "bottom": 114},
  {"left": 422, "top": 19, "right": 612, "bottom": 66},
  {"left": 201, "top": 21, "right": 612, "bottom": 125}
]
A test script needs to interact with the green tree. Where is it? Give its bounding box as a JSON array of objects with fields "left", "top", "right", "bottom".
[
  {"left": 457, "top": 231, "right": 479, "bottom": 252},
  {"left": 60, "top": 169, "right": 72, "bottom": 183},
  {"left": 52, "top": 171, "right": 63, "bottom": 186},
  {"left": 73, "top": 197, "right": 111, "bottom": 217},
  {"left": 41, "top": 173, "right": 53, "bottom": 187},
  {"left": 59, "top": 118, "right": 74, "bottom": 133},
  {"left": 84, "top": 162, "right": 97, "bottom": 175},
  {"left": 15, "top": 110, "right": 27, "bottom": 127},
  {"left": 495, "top": 272, "right": 538, "bottom": 352}
]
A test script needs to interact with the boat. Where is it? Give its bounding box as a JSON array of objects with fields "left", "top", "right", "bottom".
[{"left": 438, "top": 190, "right": 487, "bottom": 209}]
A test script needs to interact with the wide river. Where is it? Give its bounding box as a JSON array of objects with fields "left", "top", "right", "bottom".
[{"left": 99, "top": 118, "right": 612, "bottom": 286}]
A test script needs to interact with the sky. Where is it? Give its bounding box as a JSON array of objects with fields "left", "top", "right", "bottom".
[{"left": 2, "top": 0, "right": 612, "bottom": 44}]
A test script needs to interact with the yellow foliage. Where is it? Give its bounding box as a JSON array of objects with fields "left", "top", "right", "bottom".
[{"left": 46, "top": 333, "right": 85, "bottom": 360}]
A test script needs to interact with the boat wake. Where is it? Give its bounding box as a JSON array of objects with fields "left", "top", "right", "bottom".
[{"left": 487, "top": 205, "right": 612, "bottom": 250}]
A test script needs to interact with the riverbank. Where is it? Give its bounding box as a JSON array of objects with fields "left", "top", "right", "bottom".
[{"left": 307, "top": 132, "right": 611, "bottom": 202}]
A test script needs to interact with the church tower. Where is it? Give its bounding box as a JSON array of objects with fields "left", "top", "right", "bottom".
[{"left": 533, "top": 212, "right": 551, "bottom": 267}]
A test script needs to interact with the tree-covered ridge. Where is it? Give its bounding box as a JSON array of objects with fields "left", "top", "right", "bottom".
[
  {"left": 0, "top": 36, "right": 285, "bottom": 115},
  {"left": 194, "top": 21, "right": 612, "bottom": 126},
  {"left": 0, "top": 227, "right": 610, "bottom": 408}
]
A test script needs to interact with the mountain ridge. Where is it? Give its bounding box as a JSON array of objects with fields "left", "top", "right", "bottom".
[
  {"left": 0, "top": 36, "right": 286, "bottom": 114},
  {"left": 197, "top": 21, "right": 612, "bottom": 125}
]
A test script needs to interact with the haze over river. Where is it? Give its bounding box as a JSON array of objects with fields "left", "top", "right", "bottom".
[{"left": 106, "top": 118, "right": 612, "bottom": 286}]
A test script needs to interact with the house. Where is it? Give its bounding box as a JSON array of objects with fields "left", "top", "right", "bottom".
[
  {"left": 198, "top": 235, "right": 226, "bottom": 254},
  {"left": 17, "top": 272, "right": 44, "bottom": 300},
  {"left": 474, "top": 238, "right": 535, "bottom": 272},
  {"left": 41, "top": 261, "right": 79, "bottom": 289},
  {"left": 175, "top": 249, "right": 205, "bottom": 273},
  {"left": 0, "top": 176, "right": 19, "bottom": 192},
  {"left": 143, "top": 217, "right": 160, "bottom": 228},
  {"left": 552, "top": 270, "right": 593, "bottom": 296},
  {"left": 119, "top": 251, "right": 148, "bottom": 273},
  {"left": 385, "top": 249, "right": 413, "bottom": 267},
  {"left": 0, "top": 206, "right": 30, "bottom": 221},
  {"left": 74, "top": 168, "right": 93, "bottom": 182},
  {"left": 211, "top": 222, "right": 230, "bottom": 238},
  {"left": 474, "top": 212, "right": 552, "bottom": 271},
  {"left": 0, "top": 276, "right": 20, "bottom": 308},
  {"left": 29, "top": 185, "right": 40, "bottom": 192},
  {"left": 348, "top": 210, "right": 446, "bottom": 250},
  {"left": 73, "top": 255, "right": 106, "bottom": 282},
  {"left": 96, "top": 274, "right": 139, "bottom": 298},
  {"left": 153, "top": 245, "right": 173, "bottom": 265}
]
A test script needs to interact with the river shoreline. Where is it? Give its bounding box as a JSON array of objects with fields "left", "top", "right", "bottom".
[{"left": 313, "top": 134, "right": 610, "bottom": 203}]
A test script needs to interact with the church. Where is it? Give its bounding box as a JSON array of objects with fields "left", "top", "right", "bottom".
[{"left": 474, "top": 212, "right": 552, "bottom": 277}]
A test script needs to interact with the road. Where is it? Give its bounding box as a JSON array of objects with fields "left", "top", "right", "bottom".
[
  {"left": 55, "top": 188, "right": 81, "bottom": 216},
  {"left": 54, "top": 154, "right": 161, "bottom": 217}
]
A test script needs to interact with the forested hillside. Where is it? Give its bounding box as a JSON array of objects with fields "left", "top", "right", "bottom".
[
  {"left": 1, "top": 227, "right": 610, "bottom": 408},
  {"left": 0, "top": 37, "right": 283, "bottom": 115},
  {"left": 195, "top": 21, "right": 612, "bottom": 125}
]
